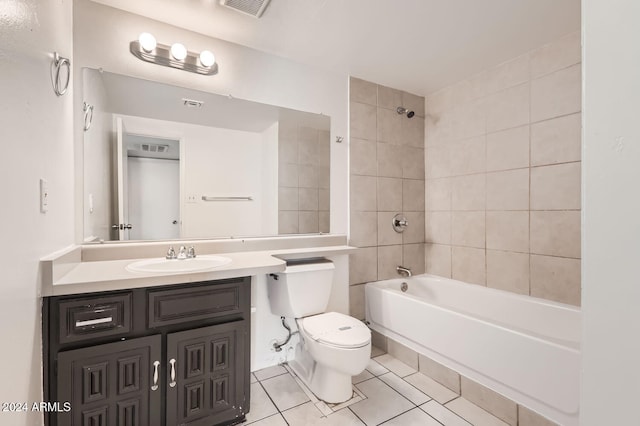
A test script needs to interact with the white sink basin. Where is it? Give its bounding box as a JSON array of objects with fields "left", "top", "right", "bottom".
[{"left": 126, "top": 255, "right": 232, "bottom": 274}]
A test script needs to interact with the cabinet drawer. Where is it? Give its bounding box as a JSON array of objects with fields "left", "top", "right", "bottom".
[
  {"left": 58, "top": 293, "right": 131, "bottom": 344},
  {"left": 148, "top": 281, "right": 243, "bottom": 328}
]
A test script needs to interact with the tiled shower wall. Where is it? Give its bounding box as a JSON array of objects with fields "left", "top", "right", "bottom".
[
  {"left": 278, "top": 121, "right": 331, "bottom": 234},
  {"left": 424, "top": 32, "right": 582, "bottom": 306},
  {"left": 348, "top": 78, "right": 426, "bottom": 319}
]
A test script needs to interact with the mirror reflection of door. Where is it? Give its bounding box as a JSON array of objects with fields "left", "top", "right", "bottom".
[{"left": 119, "top": 128, "right": 181, "bottom": 240}]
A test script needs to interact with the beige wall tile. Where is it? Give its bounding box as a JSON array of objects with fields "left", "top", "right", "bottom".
[
  {"left": 530, "top": 255, "right": 581, "bottom": 306},
  {"left": 299, "top": 137, "right": 318, "bottom": 165},
  {"left": 530, "top": 211, "right": 581, "bottom": 258},
  {"left": 452, "top": 246, "right": 486, "bottom": 285},
  {"left": 461, "top": 377, "right": 518, "bottom": 426},
  {"left": 319, "top": 211, "right": 329, "bottom": 233},
  {"left": 531, "top": 162, "right": 581, "bottom": 210},
  {"left": 426, "top": 111, "right": 454, "bottom": 147},
  {"left": 349, "top": 284, "right": 366, "bottom": 320},
  {"left": 402, "top": 146, "right": 425, "bottom": 179},
  {"left": 378, "top": 177, "right": 403, "bottom": 211},
  {"left": 449, "top": 136, "right": 486, "bottom": 176},
  {"left": 378, "top": 245, "right": 403, "bottom": 280},
  {"left": 402, "top": 91, "right": 426, "bottom": 117},
  {"left": 486, "top": 211, "right": 529, "bottom": 252},
  {"left": 378, "top": 212, "right": 403, "bottom": 246},
  {"left": 350, "top": 101, "right": 377, "bottom": 141},
  {"left": 426, "top": 212, "right": 451, "bottom": 244},
  {"left": 278, "top": 137, "right": 298, "bottom": 164},
  {"left": 298, "top": 165, "right": 318, "bottom": 188},
  {"left": 426, "top": 145, "right": 451, "bottom": 178},
  {"left": 531, "top": 113, "right": 581, "bottom": 166},
  {"left": 518, "top": 406, "right": 559, "bottom": 426},
  {"left": 486, "top": 125, "right": 530, "bottom": 172},
  {"left": 351, "top": 175, "right": 377, "bottom": 211},
  {"left": 471, "top": 53, "right": 530, "bottom": 98},
  {"left": 378, "top": 84, "right": 403, "bottom": 110},
  {"left": 350, "top": 211, "right": 377, "bottom": 247},
  {"left": 387, "top": 339, "right": 419, "bottom": 369},
  {"left": 279, "top": 187, "right": 298, "bottom": 211},
  {"left": 378, "top": 107, "right": 403, "bottom": 144},
  {"left": 426, "top": 178, "right": 451, "bottom": 211},
  {"left": 371, "top": 330, "right": 388, "bottom": 352},
  {"left": 350, "top": 138, "right": 377, "bottom": 176},
  {"left": 349, "top": 247, "right": 378, "bottom": 284},
  {"left": 530, "top": 31, "right": 581, "bottom": 79},
  {"left": 279, "top": 211, "right": 298, "bottom": 234},
  {"left": 451, "top": 211, "right": 485, "bottom": 248},
  {"left": 403, "top": 179, "right": 425, "bottom": 212},
  {"left": 318, "top": 188, "right": 330, "bottom": 210},
  {"left": 403, "top": 116, "right": 425, "bottom": 148},
  {"left": 403, "top": 211, "right": 425, "bottom": 244},
  {"left": 486, "top": 250, "right": 530, "bottom": 295},
  {"left": 318, "top": 167, "right": 330, "bottom": 189},
  {"left": 402, "top": 243, "right": 426, "bottom": 275},
  {"left": 531, "top": 64, "right": 581, "bottom": 123},
  {"left": 279, "top": 163, "right": 298, "bottom": 187},
  {"left": 450, "top": 99, "right": 486, "bottom": 141},
  {"left": 298, "top": 211, "right": 318, "bottom": 233},
  {"left": 318, "top": 133, "right": 330, "bottom": 167},
  {"left": 452, "top": 174, "right": 486, "bottom": 211},
  {"left": 377, "top": 142, "right": 403, "bottom": 177},
  {"left": 486, "top": 169, "right": 530, "bottom": 211},
  {"left": 350, "top": 77, "right": 378, "bottom": 105},
  {"left": 486, "top": 83, "right": 530, "bottom": 133},
  {"left": 419, "top": 354, "right": 461, "bottom": 394},
  {"left": 425, "top": 244, "right": 452, "bottom": 278}
]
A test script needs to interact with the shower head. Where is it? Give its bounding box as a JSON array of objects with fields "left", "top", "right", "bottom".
[{"left": 396, "top": 106, "right": 415, "bottom": 118}]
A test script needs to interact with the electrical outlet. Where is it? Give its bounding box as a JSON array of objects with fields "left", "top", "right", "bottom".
[
  {"left": 187, "top": 194, "right": 198, "bottom": 203},
  {"left": 40, "top": 178, "right": 49, "bottom": 213}
]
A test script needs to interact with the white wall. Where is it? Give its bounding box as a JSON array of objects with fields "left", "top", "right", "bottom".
[
  {"left": 581, "top": 1, "right": 640, "bottom": 424},
  {"left": 73, "top": 0, "right": 349, "bottom": 241},
  {"left": 261, "top": 123, "right": 279, "bottom": 235},
  {"left": 0, "top": 0, "right": 73, "bottom": 424}
]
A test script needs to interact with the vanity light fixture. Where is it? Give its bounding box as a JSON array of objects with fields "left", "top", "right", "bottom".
[{"left": 130, "top": 33, "right": 218, "bottom": 76}]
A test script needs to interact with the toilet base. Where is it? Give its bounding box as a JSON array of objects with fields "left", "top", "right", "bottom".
[{"left": 289, "top": 343, "right": 354, "bottom": 404}]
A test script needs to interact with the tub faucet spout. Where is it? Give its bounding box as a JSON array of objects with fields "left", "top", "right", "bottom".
[{"left": 397, "top": 266, "right": 412, "bottom": 277}]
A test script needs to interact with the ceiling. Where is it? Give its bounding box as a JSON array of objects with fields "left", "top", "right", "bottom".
[{"left": 91, "top": 0, "right": 581, "bottom": 96}]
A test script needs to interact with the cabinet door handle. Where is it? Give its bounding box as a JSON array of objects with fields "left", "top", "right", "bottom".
[
  {"left": 169, "top": 358, "right": 176, "bottom": 388},
  {"left": 151, "top": 361, "right": 160, "bottom": 391}
]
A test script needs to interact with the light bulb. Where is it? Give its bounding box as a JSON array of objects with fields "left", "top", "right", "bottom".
[
  {"left": 199, "top": 50, "right": 215, "bottom": 68},
  {"left": 170, "top": 43, "right": 187, "bottom": 61},
  {"left": 138, "top": 32, "right": 156, "bottom": 52}
]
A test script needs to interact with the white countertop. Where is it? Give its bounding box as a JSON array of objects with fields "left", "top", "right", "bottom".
[{"left": 41, "top": 243, "right": 355, "bottom": 296}]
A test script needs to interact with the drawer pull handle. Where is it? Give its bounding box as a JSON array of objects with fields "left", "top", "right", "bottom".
[
  {"left": 151, "top": 361, "right": 160, "bottom": 391},
  {"left": 75, "top": 316, "right": 113, "bottom": 327},
  {"left": 169, "top": 358, "right": 176, "bottom": 388}
]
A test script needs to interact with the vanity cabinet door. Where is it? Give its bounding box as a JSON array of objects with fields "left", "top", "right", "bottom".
[
  {"left": 56, "top": 335, "right": 162, "bottom": 426},
  {"left": 166, "top": 320, "right": 247, "bottom": 426}
]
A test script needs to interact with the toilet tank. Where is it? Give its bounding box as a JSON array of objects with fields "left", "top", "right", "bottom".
[{"left": 267, "top": 259, "right": 335, "bottom": 318}]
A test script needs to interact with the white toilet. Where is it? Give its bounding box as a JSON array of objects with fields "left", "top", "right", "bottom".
[{"left": 267, "top": 259, "right": 371, "bottom": 403}]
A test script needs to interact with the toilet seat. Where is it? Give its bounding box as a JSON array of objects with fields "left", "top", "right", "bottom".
[{"left": 299, "top": 312, "right": 371, "bottom": 349}]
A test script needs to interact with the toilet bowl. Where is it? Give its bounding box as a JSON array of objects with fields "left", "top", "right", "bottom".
[{"left": 266, "top": 259, "right": 371, "bottom": 403}]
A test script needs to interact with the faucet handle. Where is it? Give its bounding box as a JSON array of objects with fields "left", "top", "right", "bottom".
[
  {"left": 177, "top": 245, "right": 187, "bottom": 259},
  {"left": 166, "top": 246, "right": 176, "bottom": 259},
  {"left": 187, "top": 246, "right": 196, "bottom": 258}
]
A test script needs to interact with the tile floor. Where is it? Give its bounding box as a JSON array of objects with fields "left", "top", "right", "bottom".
[{"left": 243, "top": 348, "right": 510, "bottom": 426}]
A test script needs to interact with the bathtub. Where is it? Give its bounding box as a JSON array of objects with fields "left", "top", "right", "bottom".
[{"left": 365, "top": 274, "right": 580, "bottom": 426}]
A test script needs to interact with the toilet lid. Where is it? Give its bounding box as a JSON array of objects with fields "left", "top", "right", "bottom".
[{"left": 300, "top": 312, "right": 371, "bottom": 349}]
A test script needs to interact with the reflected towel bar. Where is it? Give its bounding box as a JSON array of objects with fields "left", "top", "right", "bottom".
[{"left": 201, "top": 196, "right": 253, "bottom": 201}]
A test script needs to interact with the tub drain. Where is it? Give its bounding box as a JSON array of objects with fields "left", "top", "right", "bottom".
[{"left": 400, "top": 282, "right": 408, "bottom": 292}]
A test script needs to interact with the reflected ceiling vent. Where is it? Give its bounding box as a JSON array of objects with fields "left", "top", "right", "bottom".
[
  {"left": 140, "top": 143, "right": 169, "bottom": 153},
  {"left": 182, "top": 98, "right": 204, "bottom": 108},
  {"left": 220, "top": 0, "right": 272, "bottom": 18}
]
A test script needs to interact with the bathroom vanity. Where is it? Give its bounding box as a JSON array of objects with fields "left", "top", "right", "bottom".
[{"left": 43, "top": 277, "right": 251, "bottom": 426}]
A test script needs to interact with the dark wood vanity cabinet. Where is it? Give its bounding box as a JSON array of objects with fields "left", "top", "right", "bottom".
[{"left": 43, "top": 277, "right": 251, "bottom": 426}]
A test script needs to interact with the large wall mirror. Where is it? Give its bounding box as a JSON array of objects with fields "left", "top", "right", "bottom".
[{"left": 82, "top": 68, "right": 330, "bottom": 242}]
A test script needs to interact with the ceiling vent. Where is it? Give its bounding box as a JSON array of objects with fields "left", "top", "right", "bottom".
[
  {"left": 140, "top": 143, "right": 169, "bottom": 153},
  {"left": 220, "top": 0, "right": 272, "bottom": 18}
]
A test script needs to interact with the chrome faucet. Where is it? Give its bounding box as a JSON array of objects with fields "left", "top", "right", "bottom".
[
  {"left": 187, "top": 246, "right": 196, "bottom": 258},
  {"left": 397, "top": 266, "right": 412, "bottom": 277},
  {"left": 166, "top": 246, "right": 177, "bottom": 259},
  {"left": 177, "top": 246, "right": 187, "bottom": 259}
]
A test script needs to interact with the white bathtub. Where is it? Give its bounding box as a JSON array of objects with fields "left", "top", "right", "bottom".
[{"left": 365, "top": 274, "right": 580, "bottom": 426}]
